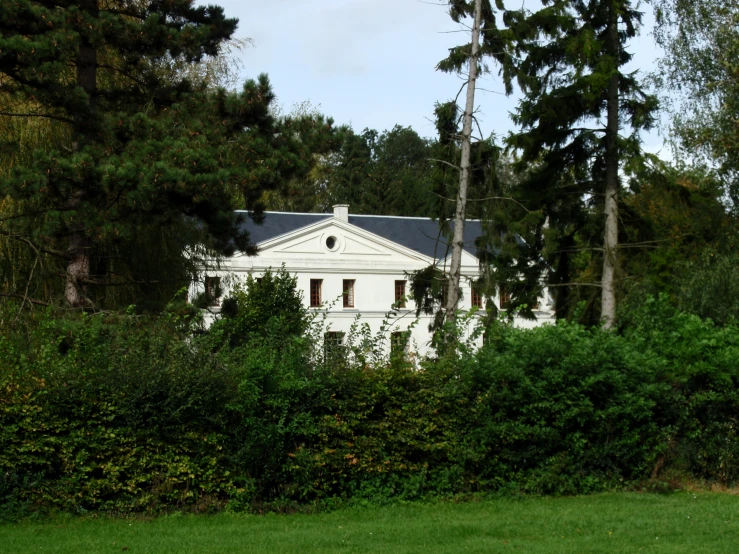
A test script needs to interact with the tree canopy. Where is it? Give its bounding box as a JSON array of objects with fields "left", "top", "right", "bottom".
[{"left": 0, "top": 0, "right": 336, "bottom": 310}]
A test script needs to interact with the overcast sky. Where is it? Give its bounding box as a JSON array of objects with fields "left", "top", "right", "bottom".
[{"left": 203, "top": 0, "right": 667, "bottom": 155}]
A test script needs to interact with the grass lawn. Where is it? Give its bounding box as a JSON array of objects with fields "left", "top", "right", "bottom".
[{"left": 2, "top": 493, "right": 738, "bottom": 553}]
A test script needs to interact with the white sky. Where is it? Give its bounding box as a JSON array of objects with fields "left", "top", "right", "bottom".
[{"left": 203, "top": 0, "right": 668, "bottom": 155}]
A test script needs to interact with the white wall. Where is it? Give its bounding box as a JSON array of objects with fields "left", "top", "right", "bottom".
[{"left": 198, "top": 217, "right": 555, "bottom": 357}]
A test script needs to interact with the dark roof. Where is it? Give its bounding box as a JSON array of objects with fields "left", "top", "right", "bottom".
[{"left": 236, "top": 211, "right": 483, "bottom": 259}]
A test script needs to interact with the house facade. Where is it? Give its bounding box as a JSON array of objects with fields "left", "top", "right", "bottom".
[{"left": 199, "top": 205, "right": 554, "bottom": 356}]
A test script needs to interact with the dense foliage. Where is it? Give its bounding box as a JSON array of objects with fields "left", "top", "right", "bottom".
[
  {"left": 1, "top": 289, "right": 738, "bottom": 518},
  {"left": 654, "top": 0, "right": 739, "bottom": 212},
  {"left": 0, "top": 0, "right": 337, "bottom": 310}
]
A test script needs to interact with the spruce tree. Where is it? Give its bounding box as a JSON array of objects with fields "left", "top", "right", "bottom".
[
  {"left": 501, "top": 0, "right": 658, "bottom": 327},
  {"left": 0, "top": 1, "right": 335, "bottom": 308}
]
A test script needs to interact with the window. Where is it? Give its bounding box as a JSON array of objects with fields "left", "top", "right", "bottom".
[
  {"left": 395, "top": 280, "right": 406, "bottom": 308},
  {"left": 390, "top": 331, "right": 409, "bottom": 356},
  {"left": 325, "top": 236, "right": 338, "bottom": 250},
  {"left": 324, "top": 331, "right": 345, "bottom": 363},
  {"left": 471, "top": 286, "right": 483, "bottom": 309},
  {"left": 343, "top": 279, "right": 355, "bottom": 308},
  {"left": 499, "top": 284, "right": 511, "bottom": 309},
  {"left": 310, "top": 279, "right": 322, "bottom": 307},
  {"left": 204, "top": 276, "right": 221, "bottom": 306}
]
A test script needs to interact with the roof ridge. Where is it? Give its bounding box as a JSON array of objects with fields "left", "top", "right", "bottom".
[
  {"left": 234, "top": 210, "right": 481, "bottom": 223},
  {"left": 234, "top": 210, "right": 331, "bottom": 216}
]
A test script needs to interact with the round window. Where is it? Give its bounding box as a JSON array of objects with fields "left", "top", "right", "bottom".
[{"left": 325, "top": 236, "right": 337, "bottom": 250}]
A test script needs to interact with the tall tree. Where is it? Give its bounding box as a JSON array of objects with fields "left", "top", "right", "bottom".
[
  {"left": 0, "top": 1, "right": 335, "bottom": 309},
  {"left": 435, "top": 0, "right": 514, "bottom": 321},
  {"left": 437, "top": 0, "right": 483, "bottom": 320},
  {"left": 501, "top": 0, "right": 658, "bottom": 328}
]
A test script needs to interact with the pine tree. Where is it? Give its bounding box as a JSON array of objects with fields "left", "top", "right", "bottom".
[
  {"left": 0, "top": 1, "right": 335, "bottom": 309},
  {"left": 501, "top": 0, "right": 658, "bottom": 327}
]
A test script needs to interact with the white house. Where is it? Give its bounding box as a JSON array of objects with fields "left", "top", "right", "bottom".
[{"left": 198, "top": 204, "right": 554, "bottom": 356}]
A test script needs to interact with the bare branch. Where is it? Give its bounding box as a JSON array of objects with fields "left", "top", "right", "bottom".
[
  {"left": 0, "top": 111, "right": 74, "bottom": 125},
  {"left": 468, "top": 195, "right": 532, "bottom": 212},
  {"left": 428, "top": 158, "right": 461, "bottom": 171},
  {"left": 0, "top": 292, "right": 49, "bottom": 306},
  {"left": 547, "top": 282, "right": 603, "bottom": 288}
]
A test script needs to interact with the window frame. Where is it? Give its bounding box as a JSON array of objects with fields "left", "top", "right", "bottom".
[
  {"left": 343, "top": 279, "right": 355, "bottom": 308},
  {"left": 499, "top": 284, "right": 511, "bottom": 309},
  {"left": 310, "top": 279, "right": 323, "bottom": 307},
  {"left": 394, "top": 280, "right": 407, "bottom": 309},
  {"left": 471, "top": 285, "right": 483, "bottom": 309},
  {"left": 324, "top": 331, "right": 346, "bottom": 363},
  {"left": 390, "top": 331, "right": 410, "bottom": 356},
  {"left": 204, "top": 276, "right": 221, "bottom": 306}
]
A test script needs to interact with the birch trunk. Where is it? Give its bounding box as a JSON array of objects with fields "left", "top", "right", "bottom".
[
  {"left": 601, "top": 2, "right": 620, "bottom": 329},
  {"left": 445, "top": 0, "right": 482, "bottom": 321},
  {"left": 65, "top": 0, "right": 97, "bottom": 307}
]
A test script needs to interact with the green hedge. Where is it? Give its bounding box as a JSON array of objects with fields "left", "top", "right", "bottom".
[{"left": 1, "top": 297, "right": 738, "bottom": 516}]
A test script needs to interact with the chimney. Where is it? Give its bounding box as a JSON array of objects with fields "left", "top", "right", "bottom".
[{"left": 333, "top": 204, "right": 349, "bottom": 223}]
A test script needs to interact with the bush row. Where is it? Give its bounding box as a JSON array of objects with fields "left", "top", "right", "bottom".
[{"left": 1, "top": 293, "right": 738, "bottom": 516}]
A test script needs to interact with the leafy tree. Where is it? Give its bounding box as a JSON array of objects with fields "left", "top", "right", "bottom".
[
  {"left": 0, "top": 1, "right": 335, "bottom": 310},
  {"left": 209, "top": 267, "right": 308, "bottom": 348},
  {"left": 676, "top": 251, "right": 739, "bottom": 326},
  {"left": 654, "top": 0, "right": 739, "bottom": 212},
  {"left": 613, "top": 163, "right": 739, "bottom": 326},
  {"left": 500, "top": 0, "right": 658, "bottom": 327}
]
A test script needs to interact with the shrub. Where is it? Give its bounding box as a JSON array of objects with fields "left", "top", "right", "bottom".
[{"left": 1, "top": 296, "right": 738, "bottom": 516}]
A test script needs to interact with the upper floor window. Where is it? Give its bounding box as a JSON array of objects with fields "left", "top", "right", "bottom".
[
  {"left": 204, "top": 276, "right": 221, "bottom": 306},
  {"left": 471, "top": 286, "right": 483, "bottom": 309},
  {"left": 499, "top": 284, "right": 511, "bottom": 309},
  {"left": 343, "top": 279, "right": 355, "bottom": 308},
  {"left": 310, "top": 279, "right": 322, "bottom": 307},
  {"left": 395, "top": 280, "right": 406, "bottom": 308}
]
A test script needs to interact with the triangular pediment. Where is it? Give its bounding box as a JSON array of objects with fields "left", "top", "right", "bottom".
[
  {"left": 251, "top": 219, "right": 435, "bottom": 264},
  {"left": 342, "top": 236, "right": 386, "bottom": 256},
  {"left": 435, "top": 248, "right": 481, "bottom": 270},
  {"left": 275, "top": 235, "right": 321, "bottom": 254}
]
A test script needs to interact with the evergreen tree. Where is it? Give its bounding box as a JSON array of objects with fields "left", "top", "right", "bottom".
[
  {"left": 500, "top": 0, "right": 658, "bottom": 327},
  {"left": 0, "top": 1, "right": 335, "bottom": 309},
  {"left": 324, "top": 126, "right": 434, "bottom": 216}
]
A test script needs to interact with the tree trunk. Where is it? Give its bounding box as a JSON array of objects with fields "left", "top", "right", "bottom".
[
  {"left": 65, "top": 231, "right": 91, "bottom": 307},
  {"left": 445, "top": 0, "right": 482, "bottom": 321},
  {"left": 65, "top": 0, "right": 98, "bottom": 307},
  {"left": 601, "top": 2, "right": 620, "bottom": 329}
]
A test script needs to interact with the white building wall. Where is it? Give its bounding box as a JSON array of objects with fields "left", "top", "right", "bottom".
[{"left": 198, "top": 212, "right": 555, "bottom": 357}]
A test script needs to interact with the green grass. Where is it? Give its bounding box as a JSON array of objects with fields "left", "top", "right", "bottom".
[{"left": 2, "top": 493, "right": 739, "bottom": 553}]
